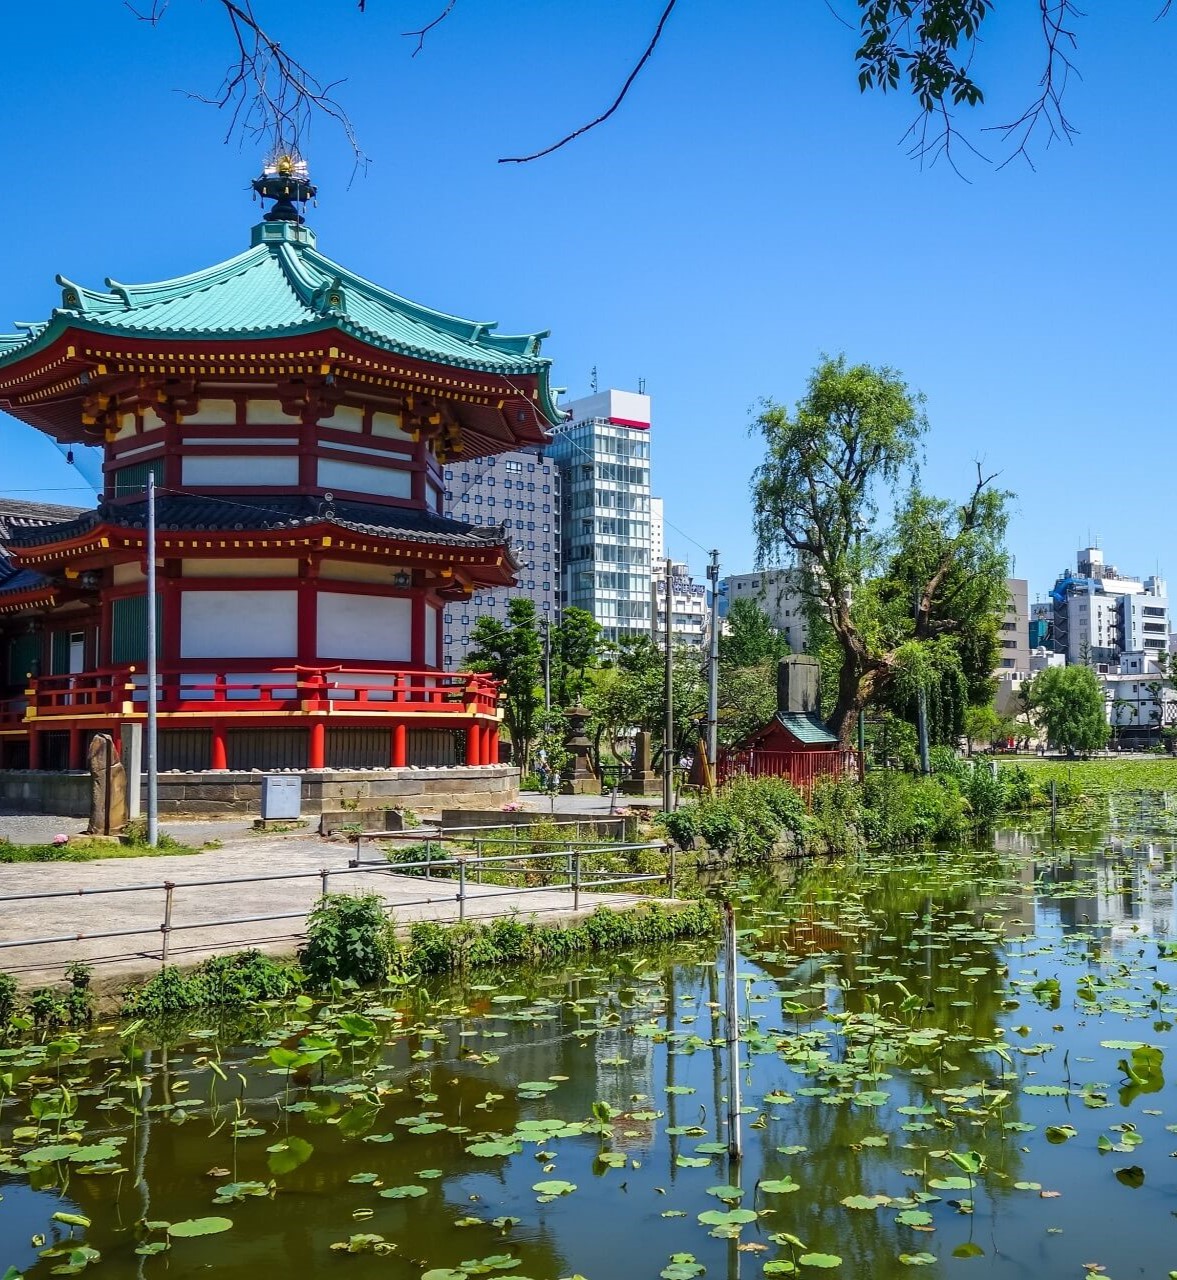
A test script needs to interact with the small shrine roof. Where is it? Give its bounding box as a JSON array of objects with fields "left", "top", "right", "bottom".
[
  {"left": 5, "top": 494, "right": 512, "bottom": 553},
  {"left": 774, "top": 712, "right": 839, "bottom": 745},
  {"left": 0, "top": 220, "right": 559, "bottom": 423}
]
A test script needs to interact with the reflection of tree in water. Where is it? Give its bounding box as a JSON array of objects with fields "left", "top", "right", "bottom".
[{"left": 729, "top": 853, "right": 1029, "bottom": 1271}]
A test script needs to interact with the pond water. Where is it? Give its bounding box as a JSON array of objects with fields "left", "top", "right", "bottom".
[{"left": 3, "top": 800, "right": 1177, "bottom": 1280}]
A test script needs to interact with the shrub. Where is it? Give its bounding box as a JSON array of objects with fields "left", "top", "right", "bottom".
[
  {"left": 862, "top": 771, "right": 969, "bottom": 847},
  {"left": 122, "top": 950, "right": 302, "bottom": 1017},
  {"left": 301, "top": 893, "right": 391, "bottom": 987},
  {"left": 658, "top": 776, "right": 816, "bottom": 862},
  {"left": 0, "top": 971, "right": 18, "bottom": 1026},
  {"left": 402, "top": 900, "right": 719, "bottom": 975},
  {"left": 64, "top": 961, "right": 93, "bottom": 1027}
]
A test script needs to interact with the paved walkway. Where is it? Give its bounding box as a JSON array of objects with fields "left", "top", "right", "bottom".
[{"left": 0, "top": 822, "right": 652, "bottom": 991}]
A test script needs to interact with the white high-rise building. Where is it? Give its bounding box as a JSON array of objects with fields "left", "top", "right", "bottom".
[
  {"left": 547, "top": 390, "right": 653, "bottom": 644},
  {"left": 650, "top": 497, "right": 664, "bottom": 569},
  {"left": 1048, "top": 547, "right": 1168, "bottom": 667},
  {"left": 722, "top": 569, "right": 808, "bottom": 652}
]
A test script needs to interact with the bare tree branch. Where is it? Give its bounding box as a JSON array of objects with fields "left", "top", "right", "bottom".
[
  {"left": 403, "top": 0, "right": 458, "bottom": 57},
  {"left": 131, "top": 0, "right": 365, "bottom": 166},
  {"left": 498, "top": 0, "right": 679, "bottom": 164},
  {"left": 986, "top": 0, "right": 1081, "bottom": 170}
]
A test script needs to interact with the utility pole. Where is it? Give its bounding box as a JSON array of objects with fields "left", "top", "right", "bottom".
[
  {"left": 541, "top": 616, "right": 551, "bottom": 712},
  {"left": 662, "top": 557, "right": 675, "bottom": 812},
  {"left": 706, "top": 550, "right": 720, "bottom": 777},
  {"left": 914, "top": 586, "right": 930, "bottom": 776},
  {"left": 146, "top": 472, "right": 159, "bottom": 846}
]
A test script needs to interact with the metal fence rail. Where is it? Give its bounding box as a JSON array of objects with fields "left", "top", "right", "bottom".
[{"left": 0, "top": 840, "right": 676, "bottom": 966}]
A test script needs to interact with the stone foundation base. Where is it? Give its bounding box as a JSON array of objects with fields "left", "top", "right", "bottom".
[{"left": 0, "top": 766, "right": 518, "bottom": 819}]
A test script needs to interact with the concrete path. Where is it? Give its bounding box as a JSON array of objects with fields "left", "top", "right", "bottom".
[{"left": 0, "top": 824, "right": 652, "bottom": 992}]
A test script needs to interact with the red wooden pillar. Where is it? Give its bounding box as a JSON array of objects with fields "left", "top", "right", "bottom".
[
  {"left": 391, "top": 721, "right": 407, "bottom": 768},
  {"left": 309, "top": 720, "right": 326, "bottom": 769},
  {"left": 210, "top": 722, "right": 228, "bottom": 771},
  {"left": 483, "top": 725, "right": 499, "bottom": 765},
  {"left": 465, "top": 721, "right": 482, "bottom": 766},
  {"left": 68, "top": 727, "right": 84, "bottom": 771},
  {"left": 27, "top": 729, "right": 40, "bottom": 770}
]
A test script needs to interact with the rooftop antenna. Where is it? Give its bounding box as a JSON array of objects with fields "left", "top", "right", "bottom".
[
  {"left": 638, "top": 377, "right": 646, "bottom": 394},
  {"left": 590, "top": 365, "right": 598, "bottom": 394}
]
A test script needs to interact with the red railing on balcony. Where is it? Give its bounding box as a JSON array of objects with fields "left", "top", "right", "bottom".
[
  {"left": 25, "top": 666, "right": 500, "bottom": 720},
  {"left": 717, "top": 747, "right": 860, "bottom": 791}
]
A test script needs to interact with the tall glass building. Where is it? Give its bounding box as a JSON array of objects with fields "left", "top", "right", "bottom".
[{"left": 547, "top": 390, "right": 653, "bottom": 644}]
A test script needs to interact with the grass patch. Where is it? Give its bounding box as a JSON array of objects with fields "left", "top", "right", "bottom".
[{"left": 0, "top": 830, "right": 205, "bottom": 862}]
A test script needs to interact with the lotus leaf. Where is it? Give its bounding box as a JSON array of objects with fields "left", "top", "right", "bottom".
[{"left": 167, "top": 1218, "right": 234, "bottom": 1237}]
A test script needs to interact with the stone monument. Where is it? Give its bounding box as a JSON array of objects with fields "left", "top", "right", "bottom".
[
  {"left": 87, "top": 733, "right": 128, "bottom": 836},
  {"left": 620, "top": 728, "right": 662, "bottom": 796}
]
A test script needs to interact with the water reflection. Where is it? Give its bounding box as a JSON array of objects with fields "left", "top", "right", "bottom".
[{"left": 4, "top": 803, "right": 1177, "bottom": 1279}]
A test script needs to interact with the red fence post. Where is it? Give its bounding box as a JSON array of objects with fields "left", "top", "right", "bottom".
[
  {"left": 309, "top": 720, "right": 326, "bottom": 770},
  {"left": 210, "top": 723, "right": 228, "bottom": 771}
]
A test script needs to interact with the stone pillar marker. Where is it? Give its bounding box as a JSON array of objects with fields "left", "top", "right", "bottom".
[
  {"left": 88, "top": 732, "right": 128, "bottom": 836},
  {"left": 120, "top": 722, "right": 143, "bottom": 819},
  {"left": 560, "top": 706, "right": 599, "bottom": 794},
  {"left": 621, "top": 727, "right": 661, "bottom": 796}
]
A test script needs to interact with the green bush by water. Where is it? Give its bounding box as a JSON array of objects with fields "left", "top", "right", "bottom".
[
  {"left": 122, "top": 949, "right": 302, "bottom": 1018},
  {"left": 109, "top": 898, "right": 717, "bottom": 1017},
  {"left": 300, "top": 894, "right": 391, "bottom": 987},
  {"left": 404, "top": 901, "right": 719, "bottom": 975}
]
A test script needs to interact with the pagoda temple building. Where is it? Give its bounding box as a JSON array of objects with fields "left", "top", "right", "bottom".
[{"left": 0, "top": 159, "right": 558, "bottom": 776}]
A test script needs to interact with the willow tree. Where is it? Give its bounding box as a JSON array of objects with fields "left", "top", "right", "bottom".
[{"left": 751, "top": 354, "right": 1010, "bottom": 747}]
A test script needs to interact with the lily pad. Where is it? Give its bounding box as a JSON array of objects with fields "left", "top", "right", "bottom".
[{"left": 168, "top": 1217, "right": 234, "bottom": 1237}]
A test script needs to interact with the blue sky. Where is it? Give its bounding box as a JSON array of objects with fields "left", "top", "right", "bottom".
[{"left": 1, "top": 2, "right": 1173, "bottom": 602}]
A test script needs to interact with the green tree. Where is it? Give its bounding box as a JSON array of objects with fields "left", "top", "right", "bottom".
[
  {"left": 1028, "top": 664, "right": 1109, "bottom": 755},
  {"left": 716, "top": 661, "right": 779, "bottom": 748},
  {"left": 718, "top": 597, "right": 789, "bottom": 669},
  {"left": 532, "top": 707, "right": 572, "bottom": 799},
  {"left": 585, "top": 636, "right": 705, "bottom": 769},
  {"left": 751, "top": 355, "right": 1011, "bottom": 746},
  {"left": 552, "top": 606, "right": 601, "bottom": 707},
  {"left": 465, "top": 598, "right": 542, "bottom": 770}
]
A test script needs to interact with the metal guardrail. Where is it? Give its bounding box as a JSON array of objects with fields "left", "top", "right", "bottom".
[
  {"left": 352, "top": 818, "right": 632, "bottom": 867},
  {"left": 0, "top": 839, "right": 676, "bottom": 966}
]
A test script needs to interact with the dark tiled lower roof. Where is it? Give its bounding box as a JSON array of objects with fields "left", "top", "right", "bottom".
[
  {"left": 0, "top": 497, "right": 86, "bottom": 540},
  {"left": 5, "top": 494, "right": 510, "bottom": 552},
  {"left": 0, "top": 552, "right": 52, "bottom": 597}
]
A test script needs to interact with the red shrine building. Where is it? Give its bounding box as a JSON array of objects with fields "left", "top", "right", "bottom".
[{"left": 0, "top": 159, "right": 558, "bottom": 774}]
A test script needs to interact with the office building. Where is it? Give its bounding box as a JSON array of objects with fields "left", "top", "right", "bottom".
[
  {"left": 1047, "top": 547, "right": 1168, "bottom": 666},
  {"left": 650, "top": 496, "right": 665, "bottom": 568},
  {"left": 998, "top": 578, "right": 1030, "bottom": 672},
  {"left": 654, "top": 560, "right": 708, "bottom": 648},
  {"left": 722, "top": 569, "right": 808, "bottom": 652},
  {"left": 441, "top": 449, "right": 561, "bottom": 668},
  {"left": 547, "top": 389, "right": 653, "bottom": 644}
]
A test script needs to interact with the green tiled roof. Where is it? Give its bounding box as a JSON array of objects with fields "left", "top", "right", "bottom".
[
  {"left": 775, "top": 712, "right": 839, "bottom": 745},
  {"left": 0, "top": 221, "right": 558, "bottom": 422}
]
